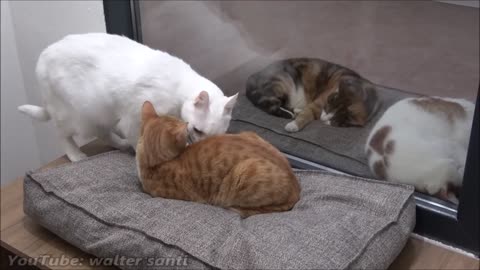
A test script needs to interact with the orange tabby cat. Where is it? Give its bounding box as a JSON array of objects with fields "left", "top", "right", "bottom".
[{"left": 136, "top": 101, "right": 300, "bottom": 217}]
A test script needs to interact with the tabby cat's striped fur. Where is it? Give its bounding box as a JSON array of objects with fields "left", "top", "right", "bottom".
[
  {"left": 136, "top": 101, "right": 300, "bottom": 218},
  {"left": 246, "top": 58, "right": 380, "bottom": 132}
]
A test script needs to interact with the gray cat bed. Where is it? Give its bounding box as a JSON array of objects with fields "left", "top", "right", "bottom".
[
  {"left": 24, "top": 151, "right": 415, "bottom": 270},
  {"left": 228, "top": 85, "right": 418, "bottom": 178}
]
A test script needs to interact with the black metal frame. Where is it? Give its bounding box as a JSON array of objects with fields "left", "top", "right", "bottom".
[
  {"left": 103, "top": 0, "right": 479, "bottom": 256},
  {"left": 457, "top": 88, "right": 479, "bottom": 252},
  {"left": 103, "top": 0, "right": 141, "bottom": 41}
]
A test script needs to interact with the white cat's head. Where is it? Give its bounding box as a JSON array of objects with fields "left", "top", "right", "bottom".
[{"left": 181, "top": 91, "right": 238, "bottom": 143}]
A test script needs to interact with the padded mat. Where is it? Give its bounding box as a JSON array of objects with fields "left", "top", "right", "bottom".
[
  {"left": 24, "top": 151, "right": 415, "bottom": 270},
  {"left": 228, "top": 85, "right": 418, "bottom": 177}
]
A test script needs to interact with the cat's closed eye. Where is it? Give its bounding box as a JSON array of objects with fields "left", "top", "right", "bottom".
[
  {"left": 328, "top": 94, "right": 338, "bottom": 104},
  {"left": 193, "top": 127, "right": 204, "bottom": 135}
]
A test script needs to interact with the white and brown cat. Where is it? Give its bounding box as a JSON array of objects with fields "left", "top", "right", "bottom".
[
  {"left": 366, "top": 96, "right": 474, "bottom": 203},
  {"left": 136, "top": 101, "right": 300, "bottom": 217}
]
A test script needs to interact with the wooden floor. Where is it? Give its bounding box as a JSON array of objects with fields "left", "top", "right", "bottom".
[
  {"left": 390, "top": 237, "right": 479, "bottom": 269},
  {"left": 1, "top": 141, "right": 479, "bottom": 269}
]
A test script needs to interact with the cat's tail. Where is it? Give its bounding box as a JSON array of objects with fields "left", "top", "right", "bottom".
[{"left": 17, "top": 105, "right": 51, "bottom": 121}]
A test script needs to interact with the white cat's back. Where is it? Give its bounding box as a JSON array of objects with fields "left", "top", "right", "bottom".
[
  {"left": 35, "top": 33, "right": 190, "bottom": 135},
  {"left": 36, "top": 33, "right": 178, "bottom": 98},
  {"left": 368, "top": 97, "right": 473, "bottom": 146}
]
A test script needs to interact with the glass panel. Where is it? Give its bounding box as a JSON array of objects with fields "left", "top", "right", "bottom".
[{"left": 138, "top": 1, "right": 479, "bottom": 207}]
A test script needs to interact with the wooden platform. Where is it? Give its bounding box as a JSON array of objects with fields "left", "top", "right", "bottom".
[{"left": 1, "top": 142, "right": 478, "bottom": 269}]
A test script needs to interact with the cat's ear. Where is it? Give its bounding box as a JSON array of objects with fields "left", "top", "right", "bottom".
[
  {"left": 142, "top": 101, "right": 157, "bottom": 121},
  {"left": 175, "top": 123, "right": 188, "bottom": 148},
  {"left": 224, "top": 93, "right": 238, "bottom": 115},
  {"left": 194, "top": 91, "right": 210, "bottom": 111}
]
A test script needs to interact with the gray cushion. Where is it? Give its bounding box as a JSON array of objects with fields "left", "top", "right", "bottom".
[
  {"left": 24, "top": 151, "right": 415, "bottom": 270},
  {"left": 228, "top": 85, "right": 419, "bottom": 178}
]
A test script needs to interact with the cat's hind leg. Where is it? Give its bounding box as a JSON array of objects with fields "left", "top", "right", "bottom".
[
  {"left": 98, "top": 131, "right": 131, "bottom": 151},
  {"left": 54, "top": 113, "right": 88, "bottom": 161},
  {"left": 218, "top": 159, "right": 298, "bottom": 217},
  {"left": 422, "top": 159, "right": 462, "bottom": 202},
  {"left": 94, "top": 118, "right": 131, "bottom": 150},
  {"left": 60, "top": 136, "right": 87, "bottom": 162}
]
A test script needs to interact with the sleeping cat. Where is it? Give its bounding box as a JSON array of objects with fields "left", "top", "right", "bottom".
[
  {"left": 18, "top": 33, "right": 237, "bottom": 161},
  {"left": 246, "top": 58, "right": 380, "bottom": 132},
  {"left": 136, "top": 101, "right": 300, "bottom": 217},
  {"left": 365, "top": 96, "right": 474, "bottom": 203}
]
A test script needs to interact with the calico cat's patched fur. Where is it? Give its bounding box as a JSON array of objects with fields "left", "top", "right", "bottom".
[
  {"left": 18, "top": 33, "right": 237, "bottom": 161},
  {"left": 366, "top": 97, "right": 474, "bottom": 203},
  {"left": 136, "top": 101, "right": 300, "bottom": 217},
  {"left": 246, "top": 58, "right": 380, "bottom": 131}
]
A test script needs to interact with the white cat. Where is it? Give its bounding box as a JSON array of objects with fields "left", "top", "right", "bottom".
[
  {"left": 18, "top": 33, "right": 238, "bottom": 162},
  {"left": 365, "top": 96, "right": 474, "bottom": 203}
]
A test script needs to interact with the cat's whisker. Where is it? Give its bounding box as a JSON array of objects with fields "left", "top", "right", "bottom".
[{"left": 279, "top": 107, "right": 295, "bottom": 119}]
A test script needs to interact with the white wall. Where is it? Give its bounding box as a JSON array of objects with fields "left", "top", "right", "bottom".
[
  {"left": 1, "top": 1, "right": 41, "bottom": 185},
  {"left": 1, "top": 1, "right": 106, "bottom": 185}
]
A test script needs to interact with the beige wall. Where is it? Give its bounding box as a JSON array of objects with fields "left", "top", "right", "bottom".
[{"left": 140, "top": 1, "right": 479, "bottom": 100}]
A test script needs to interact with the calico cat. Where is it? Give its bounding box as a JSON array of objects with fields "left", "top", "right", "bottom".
[
  {"left": 365, "top": 96, "right": 474, "bottom": 203},
  {"left": 246, "top": 58, "right": 380, "bottom": 132},
  {"left": 18, "top": 33, "right": 237, "bottom": 161},
  {"left": 136, "top": 101, "right": 300, "bottom": 217}
]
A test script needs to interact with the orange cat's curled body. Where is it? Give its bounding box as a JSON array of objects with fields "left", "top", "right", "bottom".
[{"left": 136, "top": 101, "right": 300, "bottom": 217}]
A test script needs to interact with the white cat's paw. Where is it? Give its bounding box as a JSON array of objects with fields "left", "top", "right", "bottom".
[
  {"left": 285, "top": 121, "right": 300, "bottom": 132},
  {"left": 293, "top": 108, "right": 302, "bottom": 115},
  {"left": 68, "top": 152, "right": 87, "bottom": 162}
]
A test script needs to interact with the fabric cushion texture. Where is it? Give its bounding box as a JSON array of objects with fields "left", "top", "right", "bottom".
[
  {"left": 228, "top": 85, "right": 418, "bottom": 178},
  {"left": 24, "top": 151, "right": 415, "bottom": 270}
]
